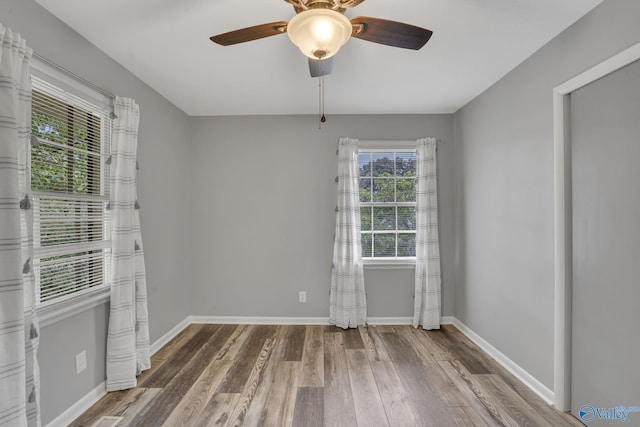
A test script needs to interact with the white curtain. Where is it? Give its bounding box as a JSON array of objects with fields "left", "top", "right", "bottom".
[
  {"left": 106, "top": 97, "right": 150, "bottom": 391},
  {"left": 0, "top": 24, "right": 40, "bottom": 426},
  {"left": 413, "top": 138, "right": 442, "bottom": 330},
  {"left": 330, "top": 138, "right": 366, "bottom": 329}
]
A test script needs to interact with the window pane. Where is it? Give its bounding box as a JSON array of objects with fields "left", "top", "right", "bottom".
[
  {"left": 361, "top": 233, "right": 372, "bottom": 257},
  {"left": 359, "top": 177, "right": 372, "bottom": 203},
  {"left": 398, "top": 206, "right": 416, "bottom": 230},
  {"left": 374, "top": 234, "right": 396, "bottom": 257},
  {"left": 372, "top": 153, "right": 394, "bottom": 177},
  {"left": 373, "top": 178, "right": 395, "bottom": 202},
  {"left": 360, "top": 207, "right": 372, "bottom": 231},
  {"left": 373, "top": 207, "right": 396, "bottom": 230},
  {"left": 38, "top": 198, "right": 105, "bottom": 246},
  {"left": 398, "top": 233, "right": 416, "bottom": 257},
  {"left": 32, "top": 89, "right": 103, "bottom": 196},
  {"left": 397, "top": 178, "right": 416, "bottom": 202},
  {"left": 32, "top": 90, "right": 102, "bottom": 154},
  {"left": 358, "top": 152, "right": 372, "bottom": 177},
  {"left": 32, "top": 111, "right": 69, "bottom": 146},
  {"left": 396, "top": 152, "right": 416, "bottom": 177},
  {"left": 31, "top": 144, "right": 100, "bottom": 194}
]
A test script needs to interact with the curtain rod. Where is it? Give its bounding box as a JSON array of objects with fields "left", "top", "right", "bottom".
[
  {"left": 356, "top": 138, "right": 445, "bottom": 146},
  {"left": 32, "top": 52, "right": 116, "bottom": 101},
  {"left": 340, "top": 139, "right": 445, "bottom": 153}
]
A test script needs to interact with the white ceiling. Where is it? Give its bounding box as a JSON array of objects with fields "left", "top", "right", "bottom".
[{"left": 35, "top": 0, "right": 601, "bottom": 116}]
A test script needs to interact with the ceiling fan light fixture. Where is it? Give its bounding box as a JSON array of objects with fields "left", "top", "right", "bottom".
[{"left": 287, "top": 9, "right": 352, "bottom": 59}]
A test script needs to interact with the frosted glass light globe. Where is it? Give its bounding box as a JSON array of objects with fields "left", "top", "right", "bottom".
[{"left": 287, "top": 9, "right": 352, "bottom": 59}]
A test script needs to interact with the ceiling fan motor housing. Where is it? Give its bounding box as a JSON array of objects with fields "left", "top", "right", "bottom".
[{"left": 286, "top": 0, "right": 363, "bottom": 13}]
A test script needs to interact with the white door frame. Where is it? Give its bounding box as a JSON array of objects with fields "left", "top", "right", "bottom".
[{"left": 553, "top": 41, "right": 640, "bottom": 411}]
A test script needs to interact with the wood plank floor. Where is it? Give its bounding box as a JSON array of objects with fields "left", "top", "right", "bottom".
[{"left": 71, "top": 324, "right": 584, "bottom": 427}]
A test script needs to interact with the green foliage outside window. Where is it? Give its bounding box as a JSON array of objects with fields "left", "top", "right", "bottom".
[{"left": 31, "top": 111, "right": 94, "bottom": 194}]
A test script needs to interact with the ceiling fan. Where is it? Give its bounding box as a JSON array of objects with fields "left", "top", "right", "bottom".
[{"left": 210, "top": 0, "right": 433, "bottom": 78}]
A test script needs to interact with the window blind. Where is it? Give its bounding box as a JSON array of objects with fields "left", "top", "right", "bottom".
[{"left": 31, "top": 77, "right": 112, "bottom": 306}]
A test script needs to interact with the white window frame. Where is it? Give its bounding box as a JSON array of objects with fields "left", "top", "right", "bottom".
[
  {"left": 359, "top": 140, "right": 417, "bottom": 269},
  {"left": 30, "top": 58, "right": 114, "bottom": 327}
]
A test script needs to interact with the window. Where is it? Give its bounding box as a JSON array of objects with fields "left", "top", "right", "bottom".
[
  {"left": 30, "top": 76, "right": 112, "bottom": 306},
  {"left": 359, "top": 150, "right": 417, "bottom": 260}
]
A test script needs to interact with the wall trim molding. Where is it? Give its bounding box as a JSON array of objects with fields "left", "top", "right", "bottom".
[
  {"left": 49, "top": 313, "right": 549, "bottom": 425},
  {"left": 440, "top": 316, "right": 455, "bottom": 325},
  {"left": 46, "top": 381, "right": 106, "bottom": 427},
  {"left": 150, "top": 317, "right": 192, "bottom": 355},
  {"left": 367, "top": 317, "right": 412, "bottom": 325},
  {"left": 189, "top": 316, "right": 331, "bottom": 325},
  {"left": 553, "top": 40, "right": 640, "bottom": 411},
  {"left": 451, "top": 318, "right": 554, "bottom": 405},
  {"left": 189, "top": 316, "right": 456, "bottom": 326}
]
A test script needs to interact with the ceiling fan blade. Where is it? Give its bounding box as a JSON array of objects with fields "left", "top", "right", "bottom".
[
  {"left": 210, "top": 21, "right": 288, "bottom": 46},
  {"left": 309, "top": 57, "right": 334, "bottom": 78},
  {"left": 350, "top": 17, "right": 432, "bottom": 50}
]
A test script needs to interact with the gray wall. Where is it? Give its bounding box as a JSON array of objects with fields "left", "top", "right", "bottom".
[
  {"left": 453, "top": 0, "right": 640, "bottom": 390},
  {"left": 571, "top": 59, "right": 640, "bottom": 423},
  {"left": 189, "top": 114, "right": 455, "bottom": 319},
  {"left": 1, "top": 0, "right": 193, "bottom": 423}
]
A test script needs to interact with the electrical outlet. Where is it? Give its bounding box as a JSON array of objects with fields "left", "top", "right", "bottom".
[
  {"left": 75, "top": 350, "right": 87, "bottom": 374},
  {"left": 299, "top": 291, "right": 307, "bottom": 303}
]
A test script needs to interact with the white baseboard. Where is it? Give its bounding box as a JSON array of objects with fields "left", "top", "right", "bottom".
[
  {"left": 189, "top": 316, "right": 331, "bottom": 325},
  {"left": 367, "top": 317, "right": 412, "bottom": 325},
  {"left": 150, "top": 317, "right": 191, "bottom": 355},
  {"left": 190, "top": 316, "right": 449, "bottom": 326},
  {"left": 451, "top": 318, "right": 555, "bottom": 405},
  {"left": 46, "top": 381, "right": 106, "bottom": 427},
  {"left": 366, "top": 316, "right": 454, "bottom": 326},
  {"left": 440, "top": 316, "right": 455, "bottom": 325}
]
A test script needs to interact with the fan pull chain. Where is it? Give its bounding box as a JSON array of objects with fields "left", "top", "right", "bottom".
[
  {"left": 318, "top": 57, "right": 327, "bottom": 129},
  {"left": 321, "top": 74, "right": 326, "bottom": 124},
  {"left": 318, "top": 67, "right": 322, "bottom": 130}
]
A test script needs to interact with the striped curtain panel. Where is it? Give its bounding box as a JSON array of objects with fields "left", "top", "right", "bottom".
[
  {"left": 106, "top": 97, "right": 150, "bottom": 391},
  {"left": 0, "top": 24, "right": 40, "bottom": 426},
  {"left": 330, "top": 137, "right": 367, "bottom": 329},
  {"left": 413, "top": 138, "right": 442, "bottom": 330}
]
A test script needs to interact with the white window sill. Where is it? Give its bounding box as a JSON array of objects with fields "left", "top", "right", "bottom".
[
  {"left": 37, "top": 287, "right": 110, "bottom": 328},
  {"left": 364, "top": 260, "right": 416, "bottom": 270}
]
